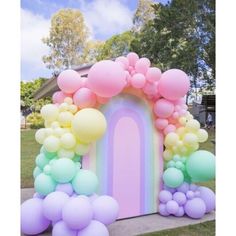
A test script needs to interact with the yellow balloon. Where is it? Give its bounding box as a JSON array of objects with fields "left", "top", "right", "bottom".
[
  {"left": 68, "top": 104, "right": 78, "bottom": 114},
  {"left": 74, "top": 142, "right": 91, "bottom": 155},
  {"left": 186, "top": 119, "right": 200, "bottom": 132},
  {"left": 35, "top": 128, "right": 47, "bottom": 144},
  {"left": 179, "top": 116, "right": 187, "bottom": 126},
  {"left": 176, "top": 127, "right": 187, "bottom": 138},
  {"left": 164, "top": 132, "right": 179, "bottom": 147},
  {"left": 45, "top": 128, "right": 54, "bottom": 136},
  {"left": 64, "top": 97, "right": 73, "bottom": 105},
  {"left": 60, "top": 133, "right": 76, "bottom": 149},
  {"left": 41, "top": 104, "right": 59, "bottom": 122},
  {"left": 53, "top": 127, "right": 66, "bottom": 137},
  {"left": 163, "top": 149, "right": 173, "bottom": 161},
  {"left": 58, "top": 148, "right": 74, "bottom": 159},
  {"left": 58, "top": 111, "right": 74, "bottom": 127},
  {"left": 183, "top": 133, "right": 198, "bottom": 146},
  {"left": 179, "top": 145, "right": 188, "bottom": 155},
  {"left": 43, "top": 136, "right": 60, "bottom": 152},
  {"left": 72, "top": 108, "right": 107, "bottom": 143},
  {"left": 44, "top": 120, "right": 53, "bottom": 128},
  {"left": 51, "top": 121, "right": 60, "bottom": 129},
  {"left": 59, "top": 103, "right": 69, "bottom": 112},
  {"left": 197, "top": 129, "right": 208, "bottom": 143}
]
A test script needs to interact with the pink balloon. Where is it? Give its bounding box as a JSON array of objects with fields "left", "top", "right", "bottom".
[
  {"left": 158, "top": 69, "right": 190, "bottom": 100},
  {"left": 73, "top": 88, "right": 97, "bottom": 109},
  {"left": 52, "top": 91, "right": 72, "bottom": 104},
  {"left": 154, "top": 99, "right": 175, "bottom": 118},
  {"left": 127, "top": 52, "right": 139, "bottom": 67},
  {"left": 130, "top": 73, "right": 146, "bottom": 89},
  {"left": 143, "top": 82, "right": 158, "bottom": 96},
  {"left": 164, "top": 124, "right": 176, "bottom": 135},
  {"left": 174, "top": 105, "right": 181, "bottom": 112},
  {"left": 173, "top": 112, "right": 180, "bottom": 119},
  {"left": 146, "top": 67, "right": 162, "bottom": 82},
  {"left": 174, "top": 97, "right": 186, "bottom": 105},
  {"left": 115, "top": 56, "right": 129, "bottom": 70},
  {"left": 57, "top": 69, "right": 83, "bottom": 94},
  {"left": 87, "top": 60, "right": 126, "bottom": 98},
  {"left": 128, "top": 66, "right": 134, "bottom": 73},
  {"left": 179, "top": 109, "right": 187, "bottom": 116},
  {"left": 155, "top": 118, "right": 169, "bottom": 130},
  {"left": 97, "top": 96, "right": 110, "bottom": 105},
  {"left": 135, "top": 58, "right": 151, "bottom": 75}
]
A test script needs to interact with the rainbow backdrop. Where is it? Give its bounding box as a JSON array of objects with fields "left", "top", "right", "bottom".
[{"left": 83, "top": 91, "right": 163, "bottom": 218}]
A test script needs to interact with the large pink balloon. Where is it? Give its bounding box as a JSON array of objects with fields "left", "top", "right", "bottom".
[
  {"left": 73, "top": 88, "right": 97, "bottom": 109},
  {"left": 127, "top": 52, "right": 139, "bottom": 67},
  {"left": 130, "top": 73, "right": 146, "bottom": 89},
  {"left": 135, "top": 58, "right": 151, "bottom": 75},
  {"left": 87, "top": 60, "right": 126, "bottom": 98},
  {"left": 52, "top": 91, "right": 72, "bottom": 104},
  {"left": 158, "top": 69, "right": 190, "bottom": 100},
  {"left": 146, "top": 67, "right": 161, "bottom": 82},
  {"left": 57, "top": 70, "right": 83, "bottom": 94},
  {"left": 154, "top": 99, "right": 175, "bottom": 118}
]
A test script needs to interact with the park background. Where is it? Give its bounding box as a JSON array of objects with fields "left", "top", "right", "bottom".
[{"left": 0, "top": 0, "right": 235, "bottom": 235}]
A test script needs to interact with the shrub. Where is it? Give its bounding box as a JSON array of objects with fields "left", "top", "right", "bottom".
[{"left": 26, "top": 112, "right": 44, "bottom": 129}]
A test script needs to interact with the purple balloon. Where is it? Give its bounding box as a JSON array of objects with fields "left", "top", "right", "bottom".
[
  {"left": 89, "top": 194, "right": 98, "bottom": 203},
  {"left": 33, "top": 192, "right": 45, "bottom": 199},
  {"left": 194, "top": 191, "right": 201, "bottom": 197},
  {"left": 159, "top": 203, "right": 170, "bottom": 216},
  {"left": 164, "top": 185, "right": 176, "bottom": 194},
  {"left": 77, "top": 220, "right": 109, "bottom": 236},
  {"left": 166, "top": 200, "right": 179, "bottom": 215},
  {"left": 56, "top": 183, "right": 74, "bottom": 196},
  {"left": 21, "top": 198, "right": 50, "bottom": 235},
  {"left": 92, "top": 195, "right": 119, "bottom": 225},
  {"left": 62, "top": 196, "right": 93, "bottom": 230},
  {"left": 184, "top": 198, "right": 206, "bottom": 219},
  {"left": 42, "top": 191, "right": 69, "bottom": 221},
  {"left": 198, "top": 186, "right": 215, "bottom": 213},
  {"left": 177, "top": 182, "right": 189, "bottom": 193},
  {"left": 186, "top": 191, "right": 195, "bottom": 200},
  {"left": 52, "top": 221, "right": 77, "bottom": 236},
  {"left": 159, "top": 190, "right": 172, "bottom": 203},
  {"left": 189, "top": 183, "right": 198, "bottom": 191},
  {"left": 175, "top": 206, "right": 185, "bottom": 217},
  {"left": 173, "top": 192, "right": 187, "bottom": 206}
]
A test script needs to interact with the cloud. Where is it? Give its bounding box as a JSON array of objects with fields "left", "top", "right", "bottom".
[
  {"left": 80, "top": 0, "right": 133, "bottom": 40},
  {"left": 21, "top": 8, "right": 52, "bottom": 80}
]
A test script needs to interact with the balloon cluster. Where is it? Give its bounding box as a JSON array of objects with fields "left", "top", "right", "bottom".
[{"left": 159, "top": 183, "right": 215, "bottom": 219}]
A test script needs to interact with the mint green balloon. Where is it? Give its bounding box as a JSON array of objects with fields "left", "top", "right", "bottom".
[
  {"left": 33, "top": 167, "right": 42, "bottom": 179},
  {"left": 51, "top": 158, "right": 76, "bottom": 183},
  {"left": 34, "top": 173, "right": 56, "bottom": 196},
  {"left": 186, "top": 150, "right": 215, "bottom": 182},
  {"left": 72, "top": 170, "right": 98, "bottom": 196},
  {"left": 163, "top": 167, "right": 184, "bottom": 188},
  {"left": 35, "top": 153, "right": 49, "bottom": 169},
  {"left": 44, "top": 150, "right": 57, "bottom": 159}
]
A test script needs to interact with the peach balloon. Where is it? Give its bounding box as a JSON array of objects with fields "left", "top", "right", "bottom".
[
  {"left": 146, "top": 67, "right": 162, "bottom": 82},
  {"left": 57, "top": 69, "right": 83, "bottom": 94},
  {"left": 73, "top": 88, "right": 97, "bottom": 109},
  {"left": 127, "top": 52, "right": 139, "bottom": 67},
  {"left": 130, "top": 73, "right": 146, "bottom": 89},
  {"left": 135, "top": 58, "right": 151, "bottom": 75},
  {"left": 154, "top": 99, "right": 175, "bottom": 118}
]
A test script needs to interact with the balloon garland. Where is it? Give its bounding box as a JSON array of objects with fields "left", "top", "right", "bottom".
[{"left": 21, "top": 52, "right": 215, "bottom": 235}]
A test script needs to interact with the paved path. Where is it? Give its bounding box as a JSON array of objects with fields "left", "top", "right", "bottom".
[{"left": 21, "top": 188, "right": 215, "bottom": 236}]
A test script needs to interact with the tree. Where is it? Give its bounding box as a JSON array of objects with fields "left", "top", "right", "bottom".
[
  {"left": 42, "top": 9, "right": 89, "bottom": 73},
  {"left": 96, "top": 31, "right": 134, "bottom": 60}
]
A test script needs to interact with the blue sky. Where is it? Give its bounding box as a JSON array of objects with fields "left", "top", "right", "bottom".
[{"left": 21, "top": 0, "right": 169, "bottom": 81}]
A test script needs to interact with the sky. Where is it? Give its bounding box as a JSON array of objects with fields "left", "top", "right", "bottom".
[{"left": 21, "top": 0, "right": 169, "bottom": 81}]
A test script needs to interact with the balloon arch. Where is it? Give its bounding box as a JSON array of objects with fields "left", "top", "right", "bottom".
[{"left": 21, "top": 52, "right": 215, "bottom": 236}]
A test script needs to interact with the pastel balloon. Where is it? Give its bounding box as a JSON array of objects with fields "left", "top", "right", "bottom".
[
  {"left": 43, "top": 136, "right": 60, "bottom": 153},
  {"left": 177, "top": 182, "right": 190, "bottom": 193},
  {"left": 60, "top": 133, "right": 76, "bottom": 149},
  {"left": 53, "top": 91, "right": 72, "bottom": 104},
  {"left": 184, "top": 198, "right": 206, "bottom": 219},
  {"left": 77, "top": 220, "right": 109, "bottom": 236},
  {"left": 159, "top": 190, "right": 172, "bottom": 203},
  {"left": 175, "top": 206, "right": 185, "bottom": 217},
  {"left": 73, "top": 88, "right": 97, "bottom": 109},
  {"left": 58, "top": 111, "right": 74, "bottom": 127},
  {"left": 166, "top": 200, "right": 179, "bottom": 214},
  {"left": 173, "top": 192, "right": 187, "bottom": 206},
  {"left": 87, "top": 60, "right": 126, "bottom": 97},
  {"left": 130, "top": 73, "right": 146, "bottom": 88},
  {"left": 146, "top": 67, "right": 161, "bottom": 82},
  {"left": 143, "top": 81, "right": 158, "bottom": 96},
  {"left": 52, "top": 221, "right": 77, "bottom": 236},
  {"left": 41, "top": 104, "right": 59, "bottom": 122},
  {"left": 57, "top": 69, "right": 83, "bottom": 94},
  {"left": 135, "top": 57, "right": 151, "bottom": 74},
  {"left": 163, "top": 149, "right": 173, "bottom": 161},
  {"left": 57, "top": 148, "right": 75, "bottom": 159},
  {"left": 72, "top": 108, "right": 107, "bottom": 143},
  {"left": 186, "top": 150, "right": 215, "bottom": 182},
  {"left": 186, "top": 119, "right": 200, "bottom": 131},
  {"left": 127, "top": 52, "right": 139, "bottom": 66},
  {"left": 97, "top": 96, "right": 110, "bottom": 104},
  {"left": 164, "top": 132, "right": 179, "bottom": 147},
  {"left": 197, "top": 129, "right": 208, "bottom": 143},
  {"left": 198, "top": 186, "right": 215, "bottom": 213},
  {"left": 21, "top": 198, "right": 50, "bottom": 235},
  {"left": 62, "top": 196, "right": 93, "bottom": 230},
  {"left": 42, "top": 191, "right": 69, "bottom": 221},
  {"left": 115, "top": 56, "right": 129, "bottom": 70},
  {"left": 154, "top": 99, "right": 175, "bottom": 118},
  {"left": 158, "top": 69, "right": 190, "bottom": 100},
  {"left": 92, "top": 195, "right": 119, "bottom": 225},
  {"left": 155, "top": 118, "right": 168, "bottom": 130},
  {"left": 34, "top": 173, "right": 56, "bottom": 196},
  {"left": 74, "top": 142, "right": 91, "bottom": 155},
  {"left": 163, "top": 167, "right": 184, "bottom": 188},
  {"left": 159, "top": 203, "right": 170, "bottom": 216},
  {"left": 35, "top": 129, "right": 47, "bottom": 144},
  {"left": 183, "top": 133, "right": 198, "bottom": 146},
  {"left": 56, "top": 183, "right": 74, "bottom": 196},
  {"left": 33, "top": 166, "right": 42, "bottom": 179},
  {"left": 35, "top": 153, "right": 49, "bottom": 169}
]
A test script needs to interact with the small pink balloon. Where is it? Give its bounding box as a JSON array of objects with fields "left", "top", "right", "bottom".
[
  {"left": 154, "top": 99, "right": 175, "bottom": 118},
  {"left": 143, "top": 82, "right": 158, "bottom": 96},
  {"left": 97, "top": 96, "right": 110, "bottom": 105},
  {"left": 179, "top": 109, "right": 187, "bottom": 116},
  {"left": 130, "top": 73, "right": 146, "bottom": 89},
  {"left": 130, "top": 70, "right": 136, "bottom": 76},
  {"left": 135, "top": 58, "right": 151, "bottom": 75},
  {"left": 174, "top": 97, "right": 186, "bottom": 105},
  {"left": 52, "top": 91, "right": 72, "bottom": 104},
  {"left": 173, "top": 112, "right": 180, "bottom": 119},
  {"left": 164, "top": 124, "right": 176, "bottom": 135},
  {"left": 158, "top": 69, "right": 190, "bottom": 100},
  {"left": 57, "top": 69, "right": 83, "bottom": 94},
  {"left": 115, "top": 56, "right": 129, "bottom": 70},
  {"left": 87, "top": 60, "right": 126, "bottom": 98},
  {"left": 73, "top": 88, "right": 97, "bottom": 109},
  {"left": 146, "top": 67, "right": 162, "bottom": 82},
  {"left": 155, "top": 118, "right": 169, "bottom": 130},
  {"left": 128, "top": 66, "right": 134, "bottom": 73},
  {"left": 168, "top": 117, "right": 178, "bottom": 125},
  {"left": 127, "top": 52, "right": 139, "bottom": 67},
  {"left": 174, "top": 105, "right": 181, "bottom": 112}
]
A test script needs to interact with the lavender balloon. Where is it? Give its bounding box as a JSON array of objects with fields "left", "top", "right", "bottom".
[
  {"left": 42, "top": 191, "right": 69, "bottom": 222},
  {"left": 186, "top": 191, "right": 195, "bottom": 200},
  {"left": 159, "top": 203, "right": 170, "bottom": 216},
  {"left": 52, "top": 221, "right": 77, "bottom": 236},
  {"left": 189, "top": 183, "right": 198, "bottom": 191},
  {"left": 173, "top": 192, "right": 187, "bottom": 206},
  {"left": 175, "top": 206, "right": 185, "bottom": 217},
  {"left": 198, "top": 186, "right": 215, "bottom": 213},
  {"left": 184, "top": 198, "right": 206, "bottom": 219},
  {"left": 56, "top": 183, "right": 74, "bottom": 196},
  {"left": 159, "top": 190, "right": 172, "bottom": 203},
  {"left": 92, "top": 195, "right": 119, "bottom": 225},
  {"left": 33, "top": 192, "right": 45, "bottom": 199},
  {"left": 166, "top": 200, "right": 179, "bottom": 215},
  {"left": 21, "top": 198, "right": 50, "bottom": 235},
  {"left": 177, "top": 182, "right": 189, "bottom": 193},
  {"left": 163, "top": 185, "right": 176, "bottom": 194},
  {"left": 77, "top": 220, "right": 109, "bottom": 236}
]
